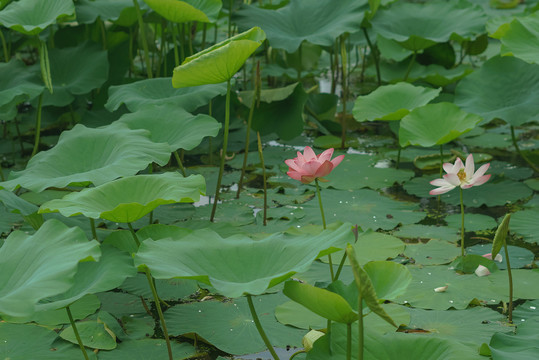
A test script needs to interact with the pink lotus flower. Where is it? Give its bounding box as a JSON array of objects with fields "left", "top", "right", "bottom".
[
  {"left": 429, "top": 154, "right": 491, "bottom": 195},
  {"left": 285, "top": 146, "right": 344, "bottom": 184}
]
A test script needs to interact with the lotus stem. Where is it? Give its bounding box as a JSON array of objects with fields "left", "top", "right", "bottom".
[
  {"left": 210, "top": 79, "right": 231, "bottom": 222},
  {"left": 510, "top": 126, "right": 539, "bottom": 172},
  {"left": 173, "top": 150, "right": 187, "bottom": 176},
  {"left": 340, "top": 34, "right": 348, "bottom": 149},
  {"left": 66, "top": 305, "right": 90, "bottom": 360},
  {"left": 362, "top": 27, "right": 381, "bottom": 86},
  {"left": 504, "top": 243, "right": 514, "bottom": 323},
  {"left": 31, "top": 93, "right": 43, "bottom": 158},
  {"left": 439, "top": 145, "right": 444, "bottom": 178},
  {"left": 89, "top": 218, "right": 98, "bottom": 241},
  {"left": 144, "top": 269, "right": 174, "bottom": 360},
  {"left": 357, "top": 289, "right": 364, "bottom": 360},
  {"left": 172, "top": 23, "right": 180, "bottom": 67},
  {"left": 257, "top": 132, "right": 268, "bottom": 226},
  {"left": 201, "top": 23, "right": 207, "bottom": 49},
  {"left": 395, "top": 146, "right": 401, "bottom": 169},
  {"left": 0, "top": 29, "right": 8, "bottom": 62},
  {"left": 289, "top": 350, "right": 307, "bottom": 360},
  {"left": 403, "top": 51, "right": 417, "bottom": 82},
  {"left": 346, "top": 323, "right": 352, "bottom": 360},
  {"left": 459, "top": 187, "right": 465, "bottom": 257},
  {"left": 0, "top": 163, "right": 4, "bottom": 182},
  {"left": 246, "top": 294, "right": 280, "bottom": 360},
  {"left": 228, "top": 0, "right": 234, "bottom": 38},
  {"left": 133, "top": 0, "right": 153, "bottom": 78},
  {"left": 315, "top": 178, "right": 334, "bottom": 281},
  {"left": 127, "top": 222, "right": 141, "bottom": 247}
]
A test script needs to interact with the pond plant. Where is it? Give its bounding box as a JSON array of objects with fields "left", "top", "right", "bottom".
[{"left": 0, "top": 0, "right": 538, "bottom": 360}]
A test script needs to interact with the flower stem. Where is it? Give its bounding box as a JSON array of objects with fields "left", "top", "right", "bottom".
[
  {"left": 173, "top": 150, "right": 187, "bottom": 176},
  {"left": 257, "top": 132, "right": 268, "bottom": 226},
  {"left": 403, "top": 51, "right": 417, "bottom": 82},
  {"left": 0, "top": 29, "right": 8, "bottom": 62},
  {"left": 246, "top": 294, "right": 280, "bottom": 360},
  {"left": 144, "top": 269, "right": 173, "bottom": 360},
  {"left": 89, "top": 218, "right": 98, "bottom": 241},
  {"left": 346, "top": 323, "right": 352, "bottom": 360},
  {"left": 362, "top": 27, "right": 381, "bottom": 86},
  {"left": 510, "top": 126, "right": 539, "bottom": 172},
  {"left": 133, "top": 0, "right": 153, "bottom": 78},
  {"left": 31, "top": 93, "right": 43, "bottom": 158},
  {"left": 459, "top": 187, "right": 465, "bottom": 257},
  {"left": 66, "top": 305, "right": 90, "bottom": 360},
  {"left": 210, "top": 79, "right": 231, "bottom": 222},
  {"left": 357, "top": 288, "right": 364, "bottom": 360},
  {"left": 504, "top": 243, "right": 514, "bottom": 323},
  {"left": 315, "top": 178, "right": 334, "bottom": 281},
  {"left": 127, "top": 222, "right": 141, "bottom": 247}
]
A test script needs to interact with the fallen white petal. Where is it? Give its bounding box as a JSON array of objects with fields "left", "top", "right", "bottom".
[
  {"left": 475, "top": 265, "right": 491, "bottom": 277},
  {"left": 434, "top": 286, "right": 448, "bottom": 293}
]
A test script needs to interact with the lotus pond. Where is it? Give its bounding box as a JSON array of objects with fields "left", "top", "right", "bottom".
[{"left": 0, "top": 0, "right": 539, "bottom": 359}]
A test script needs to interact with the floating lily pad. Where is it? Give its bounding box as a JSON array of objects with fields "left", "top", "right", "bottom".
[
  {"left": 524, "top": 178, "right": 539, "bottom": 191},
  {"left": 97, "top": 339, "right": 197, "bottom": 360},
  {"left": 404, "top": 239, "right": 461, "bottom": 265},
  {"left": 135, "top": 223, "right": 351, "bottom": 298},
  {"left": 106, "top": 79, "right": 227, "bottom": 112},
  {"left": 39, "top": 173, "right": 206, "bottom": 223},
  {"left": 371, "top": 0, "right": 487, "bottom": 51},
  {"left": 0, "top": 123, "right": 172, "bottom": 192},
  {"left": 120, "top": 273, "right": 199, "bottom": 301},
  {"left": 352, "top": 82, "right": 441, "bottom": 122},
  {"left": 321, "top": 153, "right": 415, "bottom": 190},
  {"left": 490, "top": 316, "right": 539, "bottom": 360},
  {"left": 467, "top": 244, "right": 535, "bottom": 270},
  {"left": 60, "top": 320, "right": 117, "bottom": 350},
  {"left": 487, "top": 161, "right": 534, "bottom": 181},
  {"left": 513, "top": 299, "right": 539, "bottom": 321},
  {"left": 165, "top": 292, "right": 304, "bottom": 355},
  {"left": 455, "top": 56, "right": 539, "bottom": 126},
  {"left": 235, "top": 0, "right": 368, "bottom": 53},
  {"left": 445, "top": 213, "right": 497, "bottom": 232},
  {"left": 406, "top": 307, "right": 510, "bottom": 347},
  {"left": 0, "top": 322, "right": 90, "bottom": 360},
  {"left": 0, "top": 219, "right": 100, "bottom": 317},
  {"left": 0, "top": 0, "right": 75, "bottom": 35},
  {"left": 509, "top": 208, "right": 539, "bottom": 244},
  {"left": 117, "top": 104, "right": 220, "bottom": 151},
  {"left": 301, "top": 188, "right": 425, "bottom": 230},
  {"left": 393, "top": 224, "right": 460, "bottom": 243},
  {"left": 377, "top": 61, "right": 473, "bottom": 86},
  {"left": 399, "top": 103, "right": 482, "bottom": 147}
]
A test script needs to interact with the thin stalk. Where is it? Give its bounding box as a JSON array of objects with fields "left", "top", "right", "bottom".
[
  {"left": 297, "top": 42, "right": 302, "bottom": 82},
  {"left": 208, "top": 100, "right": 213, "bottom": 164},
  {"left": 187, "top": 22, "right": 193, "bottom": 56},
  {"left": 202, "top": 23, "right": 207, "bottom": 49},
  {"left": 144, "top": 269, "right": 173, "bottom": 360},
  {"left": 357, "top": 290, "right": 364, "bottom": 360},
  {"left": 173, "top": 150, "right": 187, "bottom": 176},
  {"left": 346, "top": 323, "right": 352, "bottom": 360},
  {"left": 210, "top": 79, "right": 231, "bottom": 222},
  {"left": 504, "top": 244, "right": 514, "bottom": 323},
  {"left": 14, "top": 118, "right": 25, "bottom": 156},
  {"left": 335, "top": 225, "right": 359, "bottom": 281},
  {"left": 31, "top": 93, "right": 43, "bottom": 158},
  {"left": 172, "top": 23, "right": 180, "bottom": 67},
  {"left": 511, "top": 126, "right": 539, "bottom": 172},
  {"left": 89, "top": 218, "right": 98, "bottom": 241},
  {"left": 133, "top": 0, "right": 153, "bottom": 78},
  {"left": 127, "top": 222, "right": 141, "bottom": 247},
  {"left": 178, "top": 23, "right": 185, "bottom": 64},
  {"left": 228, "top": 0, "right": 234, "bottom": 38},
  {"left": 439, "top": 145, "right": 444, "bottom": 178},
  {"left": 98, "top": 17, "right": 107, "bottom": 50},
  {"left": 128, "top": 27, "right": 134, "bottom": 77},
  {"left": 246, "top": 294, "right": 280, "bottom": 360},
  {"left": 0, "top": 29, "right": 8, "bottom": 62},
  {"left": 403, "top": 51, "right": 417, "bottom": 82},
  {"left": 289, "top": 350, "right": 307, "bottom": 360},
  {"left": 0, "top": 163, "right": 4, "bottom": 182},
  {"left": 315, "top": 178, "right": 334, "bottom": 281},
  {"left": 395, "top": 146, "right": 401, "bottom": 169},
  {"left": 340, "top": 35, "right": 348, "bottom": 149},
  {"left": 66, "top": 306, "right": 90, "bottom": 360},
  {"left": 257, "top": 132, "right": 268, "bottom": 226},
  {"left": 362, "top": 27, "right": 381, "bottom": 85},
  {"left": 459, "top": 187, "right": 465, "bottom": 257}
]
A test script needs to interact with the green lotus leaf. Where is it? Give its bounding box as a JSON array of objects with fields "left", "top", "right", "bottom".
[
  {"left": 0, "top": 189, "right": 39, "bottom": 216},
  {"left": 404, "top": 239, "right": 461, "bottom": 266},
  {"left": 35, "top": 245, "right": 136, "bottom": 312},
  {"left": 500, "top": 12, "right": 539, "bottom": 64},
  {"left": 135, "top": 223, "right": 352, "bottom": 298},
  {"left": 467, "top": 244, "right": 535, "bottom": 270},
  {"left": 0, "top": 0, "right": 75, "bottom": 35},
  {"left": 490, "top": 316, "right": 539, "bottom": 360},
  {"left": 98, "top": 339, "right": 196, "bottom": 360},
  {"left": 394, "top": 224, "right": 459, "bottom": 243},
  {"left": 0, "top": 58, "right": 44, "bottom": 121},
  {"left": 0, "top": 219, "right": 100, "bottom": 317},
  {"left": 364, "top": 261, "right": 413, "bottom": 301},
  {"left": 0, "top": 123, "right": 172, "bottom": 192},
  {"left": 172, "top": 27, "right": 265, "bottom": 88},
  {"left": 165, "top": 293, "right": 304, "bottom": 355},
  {"left": 371, "top": 0, "right": 487, "bottom": 51},
  {"left": 0, "top": 323, "right": 89, "bottom": 359},
  {"left": 75, "top": 0, "right": 134, "bottom": 23},
  {"left": 39, "top": 173, "right": 206, "bottom": 223},
  {"left": 235, "top": 0, "right": 368, "bottom": 53},
  {"left": 106, "top": 78, "right": 227, "bottom": 112},
  {"left": 454, "top": 56, "right": 539, "bottom": 126},
  {"left": 377, "top": 61, "right": 473, "bottom": 86},
  {"left": 445, "top": 213, "right": 497, "bottom": 232},
  {"left": 117, "top": 103, "right": 221, "bottom": 151},
  {"left": 352, "top": 82, "right": 441, "bottom": 122},
  {"left": 248, "top": 82, "right": 308, "bottom": 140},
  {"left": 283, "top": 280, "right": 358, "bottom": 324},
  {"left": 60, "top": 321, "right": 116, "bottom": 350},
  {"left": 399, "top": 102, "right": 482, "bottom": 147},
  {"left": 39, "top": 41, "right": 109, "bottom": 107},
  {"left": 144, "top": 0, "right": 221, "bottom": 23},
  {"left": 511, "top": 208, "right": 539, "bottom": 244}
]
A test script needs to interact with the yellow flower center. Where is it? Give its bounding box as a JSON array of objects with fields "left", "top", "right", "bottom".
[{"left": 457, "top": 169, "right": 467, "bottom": 182}]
